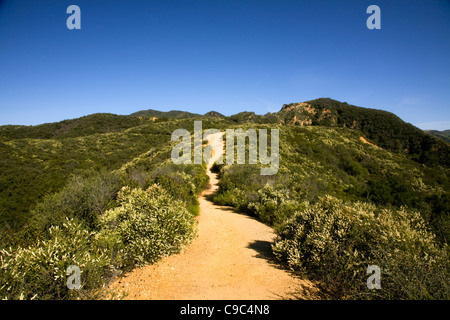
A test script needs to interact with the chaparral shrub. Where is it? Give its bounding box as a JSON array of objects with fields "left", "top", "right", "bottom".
[
  {"left": 272, "top": 195, "right": 450, "bottom": 299},
  {"left": 97, "top": 185, "right": 197, "bottom": 268},
  {"left": 0, "top": 218, "right": 114, "bottom": 300}
]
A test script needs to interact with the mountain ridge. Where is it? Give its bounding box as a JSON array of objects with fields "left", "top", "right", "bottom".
[
  {"left": 426, "top": 129, "right": 450, "bottom": 143},
  {"left": 1, "top": 98, "right": 448, "bottom": 168}
]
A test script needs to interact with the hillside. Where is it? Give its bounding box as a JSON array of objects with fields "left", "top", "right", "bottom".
[
  {"left": 215, "top": 98, "right": 449, "bottom": 168},
  {"left": 213, "top": 124, "right": 449, "bottom": 299},
  {"left": 426, "top": 130, "right": 450, "bottom": 143},
  {"left": 249, "top": 98, "right": 449, "bottom": 167},
  {"left": 0, "top": 116, "right": 229, "bottom": 230},
  {"left": 1, "top": 98, "right": 448, "bottom": 231},
  {"left": 0, "top": 99, "right": 448, "bottom": 300},
  {"left": 213, "top": 123, "right": 449, "bottom": 241},
  {"left": 0, "top": 113, "right": 146, "bottom": 140},
  {"left": 130, "top": 109, "right": 200, "bottom": 119},
  {"left": 204, "top": 111, "right": 226, "bottom": 118}
]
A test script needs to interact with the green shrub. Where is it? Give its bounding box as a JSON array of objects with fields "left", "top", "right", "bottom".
[
  {"left": 0, "top": 218, "right": 114, "bottom": 300},
  {"left": 150, "top": 164, "right": 208, "bottom": 214},
  {"left": 272, "top": 195, "right": 450, "bottom": 299},
  {"left": 248, "top": 185, "right": 306, "bottom": 227},
  {"left": 213, "top": 188, "right": 249, "bottom": 212},
  {"left": 31, "top": 171, "right": 122, "bottom": 232},
  {"left": 1, "top": 182, "right": 199, "bottom": 299},
  {"left": 97, "top": 185, "right": 197, "bottom": 268},
  {"left": 1, "top": 161, "right": 207, "bottom": 299}
]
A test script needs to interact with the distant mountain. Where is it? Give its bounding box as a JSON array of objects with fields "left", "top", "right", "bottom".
[
  {"left": 204, "top": 111, "right": 226, "bottom": 118},
  {"left": 0, "top": 113, "right": 144, "bottom": 140},
  {"left": 130, "top": 109, "right": 200, "bottom": 119},
  {"left": 2, "top": 99, "right": 448, "bottom": 168},
  {"left": 426, "top": 129, "right": 450, "bottom": 143}
]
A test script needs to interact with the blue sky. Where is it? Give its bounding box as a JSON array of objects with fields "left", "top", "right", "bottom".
[{"left": 0, "top": 0, "right": 449, "bottom": 130}]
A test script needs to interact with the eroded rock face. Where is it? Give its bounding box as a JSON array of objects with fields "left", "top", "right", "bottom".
[{"left": 280, "top": 102, "right": 336, "bottom": 126}]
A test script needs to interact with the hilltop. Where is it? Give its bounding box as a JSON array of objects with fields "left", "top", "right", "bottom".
[
  {"left": 129, "top": 98, "right": 450, "bottom": 168},
  {"left": 130, "top": 109, "right": 200, "bottom": 119},
  {"left": 281, "top": 99, "right": 449, "bottom": 166},
  {"left": 0, "top": 113, "right": 144, "bottom": 140},
  {"left": 236, "top": 98, "right": 449, "bottom": 167}
]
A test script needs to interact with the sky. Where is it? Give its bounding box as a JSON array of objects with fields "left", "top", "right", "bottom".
[{"left": 0, "top": 0, "right": 449, "bottom": 130}]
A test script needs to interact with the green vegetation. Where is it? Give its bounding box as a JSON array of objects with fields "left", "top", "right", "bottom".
[
  {"left": 272, "top": 196, "right": 449, "bottom": 299},
  {"left": 0, "top": 162, "right": 208, "bottom": 299},
  {"left": 227, "top": 98, "right": 450, "bottom": 167},
  {"left": 0, "top": 218, "right": 114, "bottom": 299},
  {"left": 0, "top": 113, "right": 146, "bottom": 140},
  {"left": 130, "top": 109, "right": 201, "bottom": 119},
  {"left": 213, "top": 124, "right": 449, "bottom": 299},
  {"left": 426, "top": 129, "right": 450, "bottom": 143},
  {"left": 97, "top": 185, "right": 196, "bottom": 268},
  {"left": 204, "top": 111, "right": 226, "bottom": 118},
  {"left": 214, "top": 125, "right": 449, "bottom": 241},
  {"left": 0, "top": 98, "right": 448, "bottom": 299},
  {"left": 0, "top": 116, "right": 228, "bottom": 232},
  {"left": 30, "top": 171, "right": 122, "bottom": 233},
  {"left": 0, "top": 114, "right": 217, "bottom": 299}
]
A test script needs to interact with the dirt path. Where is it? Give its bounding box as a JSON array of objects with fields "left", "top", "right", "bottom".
[{"left": 111, "top": 132, "right": 317, "bottom": 300}]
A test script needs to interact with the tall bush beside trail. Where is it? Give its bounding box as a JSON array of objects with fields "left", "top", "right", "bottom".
[
  {"left": 97, "top": 185, "right": 197, "bottom": 268},
  {"left": 247, "top": 184, "right": 307, "bottom": 228},
  {"left": 148, "top": 163, "right": 209, "bottom": 216},
  {"left": 31, "top": 171, "right": 122, "bottom": 232},
  {"left": 272, "top": 195, "right": 450, "bottom": 299},
  {"left": 0, "top": 219, "right": 114, "bottom": 300},
  {"left": 152, "top": 171, "right": 199, "bottom": 215}
]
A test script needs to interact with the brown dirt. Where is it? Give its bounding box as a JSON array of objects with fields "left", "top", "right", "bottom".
[
  {"left": 109, "top": 132, "right": 318, "bottom": 300},
  {"left": 359, "top": 136, "right": 381, "bottom": 149}
]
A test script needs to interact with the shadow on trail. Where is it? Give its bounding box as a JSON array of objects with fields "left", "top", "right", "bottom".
[
  {"left": 247, "top": 240, "right": 274, "bottom": 260},
  {"left": 246, "top": 240, "right": 293, "bottom": 275},
  {"left": 201, "top": 166, "right": 324, "bottom": 300},
  {"left": 247, "top": 240, "right": 321, "bottom": 300}
]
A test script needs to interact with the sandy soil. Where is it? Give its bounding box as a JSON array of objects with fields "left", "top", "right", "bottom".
[
  {"left": 360, "top": 136, "right": 380, "bottom": 149},
  {"left": 110, "top": 132, "right": 317, "bottom": 300}
]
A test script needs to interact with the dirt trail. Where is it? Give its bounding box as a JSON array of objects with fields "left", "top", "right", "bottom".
[{"left": 111, "top": 132, "right": 317, "bottom": 300}]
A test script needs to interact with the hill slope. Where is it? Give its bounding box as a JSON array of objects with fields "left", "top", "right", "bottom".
[
  {"left": 267, "top": 98, "right": 449, "bottom": 167},
  {"left": 0, "top": 116, "right": 228, "bottom": 230},
  {"left": 426, "top": 129, "right": 450, "bottom": 143},
  {"left": 0, "top": 99, "right": 448, "bottom": 300},
  {"left": 1, "top": 98, "right": 448, "bottom": 231},
  {"left": 213, "top": 123, "right": 449, "bottom": 242},
  {"left": 0, "top": 113, "right": 147, "bottom": 140},
  {"left": 130, "top": 109, "right": 200, "bottom": 119}
]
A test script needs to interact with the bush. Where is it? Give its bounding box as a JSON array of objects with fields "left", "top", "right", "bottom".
[
  {"left": 1, "top": 183, "right": 199, "bottom": 299},
  {"left": 152, "top": 171, "right": 199, "bottom": 215},
  {"left": 1, "top": 161, "right": 207, "bottom": 299},
  {"left": 248, "top": 185, "right": 306, "bottom": 227},
  {"left": 0, "top": 219, "right": 114, "bottom": 300},
  {"left": 213, "top": 188, "right": 249, "bottom": 212},
  {"left": 31, "top": 171, "right": 122, "bottom": 232},
  {"left": 272, "top": 195, "right": 450, "bottom": 299},
  {"left": 97, "top": 185, "right": 197, "bottom": 268},
  {"left": 149, "top": 163, "right": 209, "bottom": 215}
]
